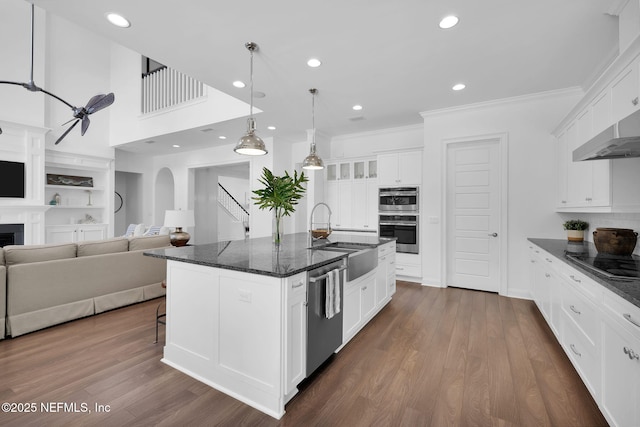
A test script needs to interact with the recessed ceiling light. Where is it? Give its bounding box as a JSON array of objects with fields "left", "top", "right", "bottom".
[
  {"left": 105, "top": 12, "right": 131, "bottom": 28},
  {"left": 352, "top": 105, "right": 363, "bottom": 111},
  {"left": 233, "top": 81, "right": 245, "bottom": 88},
  {"left": 439, "top": 15, "right": 459, "bottom": 29},
  {"left": 452, "top": 83, "right": 466, "bottom": 91},
  {"left": 172, "top": 144, "right": 180, "bottom": 148},
  {"left": 267, "top": 126, "right": 276, "bottom": 130},
  {"left": 307, "top": 58, "right": 322, "bottom": 68},
  {"left": 218, "top": 136, "right": 226, "bottom": 140}
]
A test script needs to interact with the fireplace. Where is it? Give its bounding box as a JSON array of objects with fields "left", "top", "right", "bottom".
[{"left": 0, "top": 223, "right": 24, "bottom": 247}]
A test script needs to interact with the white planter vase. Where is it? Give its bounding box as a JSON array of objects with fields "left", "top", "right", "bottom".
[{"left": 566, "top": 229, "right": 585, "bottom": 242}]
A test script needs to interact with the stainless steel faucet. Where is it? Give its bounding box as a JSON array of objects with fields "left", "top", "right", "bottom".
[{"left": 309, "top": 202, "right": 332, "bottom": 246}]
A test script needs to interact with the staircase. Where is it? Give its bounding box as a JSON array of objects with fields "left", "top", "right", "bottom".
[{"left": 218, "top": 184, "right": 249, "bottom": 233}]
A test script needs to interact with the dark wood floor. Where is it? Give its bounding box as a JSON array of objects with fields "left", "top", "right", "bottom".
[{"left": 0, "top": 282, "right": 607, "bottom": 426}]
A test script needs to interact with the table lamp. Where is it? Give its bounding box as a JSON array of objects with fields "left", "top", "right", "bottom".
[{"left": 164, "top": 209, "right": 195, "bottom": 246}]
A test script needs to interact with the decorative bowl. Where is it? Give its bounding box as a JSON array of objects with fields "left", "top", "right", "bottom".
[{"left": 312, "top": 228, "right": 331, "bottom": 239}]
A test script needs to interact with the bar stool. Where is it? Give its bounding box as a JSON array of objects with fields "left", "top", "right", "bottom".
[{"left": 154, "top": 280, "right": 166, "bottom": 344}]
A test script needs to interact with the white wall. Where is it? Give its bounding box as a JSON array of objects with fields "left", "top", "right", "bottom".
[
  {"left": 1, "top": 2, "right": 113, "bottom": 159},
  {"left": 559, "top": 211, "right": 640, "bottom": 256},
  {"left": 108, "top": 43, "right": 250, "bottom": 146},
  {"left": 114, "top": 171, "right": 143, "bottom": 235},
  {"left": 44, "top": 11, "right": 113, "bottom": 158},
  {"left": 0, "top": 1, "right": 46, "bottom": 127},
  {"left": 421, "top": 89, "right": 583, "bottom": 298},
  {"left": 218, "top": 175, "right": 250, "bottom": 241},
  {"left": 330, "top": 124, "right": 423, "bottom": 157},
  {"left": 117, "top": 138, "right": 276, "bottom": 241}
]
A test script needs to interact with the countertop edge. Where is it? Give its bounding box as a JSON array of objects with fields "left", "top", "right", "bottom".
[
  {"left": 145, "top": 250, "right": 349, "bottom": 278},
  {"left": 528, "top": 238, "right": 640, "bottom": 309},
  {"left": 144, "top": 234, "right": 396, "bottom": 278}
]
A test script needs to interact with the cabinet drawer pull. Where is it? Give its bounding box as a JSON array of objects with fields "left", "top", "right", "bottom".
[
  {"left": 361, "top": 286, "right": 367, "bottom": 291},
  {"left": 569, "top": 275, "right": 581, "bottom": 283},
  {"left": 545, "top": 258, "right": 552, "bottom": 263},
  {"left": 570, "top": 344, "right": 581, "bottom": 357},
  {"left": 570, "top": 305, "right": 581, "bottom": 315},
  {"left": 545, "top": 273, "right": 551, "bottom": 278},
  {"left": 623, "top": 346, "right": 640, "bottom": 360},
  {"left": 633, "top": 97, "right": 639, "bottom": 106},
  {"left": 530, "top": 260, "right": 536, "bottom": 263},
  {"left": 623, "top": 313, "right": 640, "bottom": 328},
  {"left": 396, "top": 267, "right": 404, "bottom": 270},
  {"left": 292, "top": 281, "right": 305, "bottom": 289}
]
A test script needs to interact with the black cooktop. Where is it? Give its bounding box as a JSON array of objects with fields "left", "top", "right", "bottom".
[{"left": 566, "top": 247, "right": 640, "bottom": 281}]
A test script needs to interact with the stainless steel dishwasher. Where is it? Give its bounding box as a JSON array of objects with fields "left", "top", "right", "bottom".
[{"left": 306, "top": 259, "right": 346, "bottom": 376}]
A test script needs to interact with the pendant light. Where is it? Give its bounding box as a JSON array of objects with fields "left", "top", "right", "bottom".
[
  {"left": 234, "top": 42, "right": 267, "bottom": 156},
  {"left": 302, "top": 88, "right": 324, "bottom": 170}
]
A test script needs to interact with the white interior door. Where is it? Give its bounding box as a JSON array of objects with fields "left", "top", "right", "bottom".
[{"left": 446, "top": 139, "right": 501, "bottom": 293}]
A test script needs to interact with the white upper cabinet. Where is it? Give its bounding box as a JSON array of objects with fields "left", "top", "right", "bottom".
[
  {"left": 553, "top": 46, "right": 640, "bottom": 213},
  {"left": 324, "top": 157, "right": 378, "bottom": 231},
  {"left": 377, "top": 151, "right": 422, "bottom": 186},
  {"left": 611, "top": 57, "right": 640, "bottom": 123}
]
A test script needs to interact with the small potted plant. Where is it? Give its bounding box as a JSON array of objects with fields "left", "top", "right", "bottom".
[
  {"left": 252, "top": 167, "right": 308, "bottom": 245},
  {"left": 563, "top": 219, "right": 589, "bottom": 242}
]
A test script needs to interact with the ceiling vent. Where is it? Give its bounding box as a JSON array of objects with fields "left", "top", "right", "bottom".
[{"left": 349, "top": 116, "right": 365, "bottom": 122}]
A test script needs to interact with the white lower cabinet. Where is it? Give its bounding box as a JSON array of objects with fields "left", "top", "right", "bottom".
[
  {"left": 342, "top": 269, "right": 376, "bottom": 344},
  {"left": 285, "top": 273, "right": 307, "bottom": 398},
  {"left": 343, "top": 275, "right": 363, "bottom": 341},
  {"left": 46, "top": 224, "right": 107, "bottom": 243},
  {"left": 395, "top": 252, "right": 422, "bottom": 278},
  {"left": 528, "top": 240, "right": 640, "bottom": 427},
  {"left": 601, "top": 292, "right": 640, "bottom": 427}
]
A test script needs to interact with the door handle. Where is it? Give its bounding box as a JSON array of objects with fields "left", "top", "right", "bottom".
[{"left": 488, "top": 233, "right": 498, "bottom": 237}]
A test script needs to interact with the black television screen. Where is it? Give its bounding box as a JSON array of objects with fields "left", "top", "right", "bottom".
[{"left": 0, "top": 160, "right": 26, "bottom": 198}]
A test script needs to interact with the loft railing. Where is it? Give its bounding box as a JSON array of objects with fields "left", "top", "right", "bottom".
[
  {"left": 141, "top": 66, "right": 205, "bottom": 114},
  {"left": 218, "top": 183, "right": 249, "bottom": 224}
]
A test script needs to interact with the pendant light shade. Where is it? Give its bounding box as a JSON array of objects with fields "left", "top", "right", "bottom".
[
  {"left": 235, "top": 42, "right": 267, "bottom": 156},
  {"left": 302, "top": 88, "right": 324, "bottom": 170}
]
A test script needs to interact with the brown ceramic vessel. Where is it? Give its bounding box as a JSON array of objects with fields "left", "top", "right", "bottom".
[{"left": 592, "top": 227, "right": 638, "bottom": 256}]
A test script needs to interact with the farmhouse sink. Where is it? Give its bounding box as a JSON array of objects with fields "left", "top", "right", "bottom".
[{"left": 311, "top": 242, "right": 378, "bottom": 282}]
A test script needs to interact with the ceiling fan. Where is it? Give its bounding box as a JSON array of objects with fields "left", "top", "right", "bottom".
[{"left": 0, "top": 3, "right": 115, "bottom": 145}]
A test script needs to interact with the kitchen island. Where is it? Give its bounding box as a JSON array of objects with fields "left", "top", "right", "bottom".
[{"left": 144, "top": 232, "right": 395, "bottom": 419}]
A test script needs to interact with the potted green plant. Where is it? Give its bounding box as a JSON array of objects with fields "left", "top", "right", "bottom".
[
  {"left": 253, "top": 167, "right": 308, "bottom": 245},
  {"left": 563, "top": 219, "right": 589, "bottom": 242}
]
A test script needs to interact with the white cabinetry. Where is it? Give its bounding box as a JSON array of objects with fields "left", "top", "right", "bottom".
[
  {"left": 528, "top": 240, "right": 640, "bottom": 427},
  {"left": 395, "top": 252, "right": 422, "bottom": 279},
  {"left": 343, "top": 242, "right": 397, "bottom": 346},
  {"left": 343, "top": 270, "right": 376, "bottom": 343},
  {"left": 45, "top": 151, "right": 113, "bottom": 243},
  {"left": 601, "top": 292, "right": 640, "bottom": 427},
  {"left": 611, "top": 57, "right": 640, "bottom": 123},
  {"left": 324, "top": 157, "right": 378, "bottom": 231},
  {"left": 554, "top": 42, "right": 640, "bottom": 213},
  {"left": 376, "top": 241, "right": 397, "bottom": 303},
  {"left": 377, "top": 151, "right": 422, "bottom": 186},
  {"left": 285, "top": 272, "right": 307, "bottom": 398},
  {"left": 46, "top": 224, "right": 107, "bottom": 244}
]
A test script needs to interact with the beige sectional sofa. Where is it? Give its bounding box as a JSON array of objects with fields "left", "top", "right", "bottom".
[
  {"left": 1, "top": 234, "right": 170, "bottom": 338},
  {"left": 0, "top": 255, "right": 5, "bottom": 339}
]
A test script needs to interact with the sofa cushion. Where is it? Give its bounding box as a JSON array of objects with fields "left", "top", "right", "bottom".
[
  {"left": 129, "top": 234, "right": 171, "bottom": 251},
  {"left": 77, "top": 237, "right": 129, "bottom": 257},
  {"left": 3, "top": 243, "right": 77, "bottom": 266}
]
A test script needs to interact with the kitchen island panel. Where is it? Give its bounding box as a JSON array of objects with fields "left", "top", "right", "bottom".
[{"left": 163, "top": 260, "right": 286, "bottom": 419}]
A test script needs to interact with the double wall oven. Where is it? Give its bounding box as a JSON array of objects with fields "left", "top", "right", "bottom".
[{"left": 379, "top": 187, "right": 419, "bottom": 254}]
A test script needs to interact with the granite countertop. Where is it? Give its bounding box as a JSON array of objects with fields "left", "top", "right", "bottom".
[
  {"left": 528, "top": 238, "right": 640, "bottom": 309},
  {"left": 144, "top": 232, "right": 395, "bottom": 278}
]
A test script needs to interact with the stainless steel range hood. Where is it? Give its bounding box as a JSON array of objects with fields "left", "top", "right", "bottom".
[{"left": 573, "top": 108, "right": 640, "bottom": 161}]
